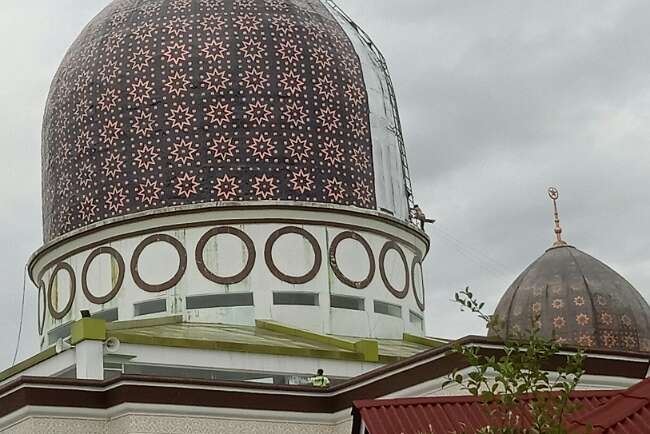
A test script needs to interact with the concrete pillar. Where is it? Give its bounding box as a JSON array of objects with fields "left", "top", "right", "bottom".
[
  {"left": 75, "top": 340, "right": 104, "bottom": 380},
  {"left": 71, "top": 318, "right": 107, "bottom": 381}
]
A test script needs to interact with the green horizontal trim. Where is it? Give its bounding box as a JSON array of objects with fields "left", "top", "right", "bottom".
[
  {"left": 0, "top": 347, "right": 58, "bottom": 383},
  {"left": 71, "top": 318, "right": 106, "bottom": 345},
  {"left": 403, "top": 333, "right": 447, "bottom": 348},
  {"left": 109, "top": 331, "right": 368, "bottom": 362},
  {"left": 256, "top": 320, "right": 379, "bottom": 362},
  {"left": 377, "top": 354, "right": 402, "bottom": 364},
  {"left": 107, "top": 315, "right": 183, "bottom": 331},
  {"left": 256, "top": 320, "right": 355, "bottom": 349}
]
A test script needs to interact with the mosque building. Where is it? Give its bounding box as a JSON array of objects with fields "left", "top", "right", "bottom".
[{"left": 0, "top": 0, "right": 649, "bottom": 433}]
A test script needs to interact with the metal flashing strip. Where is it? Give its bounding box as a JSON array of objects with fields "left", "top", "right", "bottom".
[
  {"left": 256, "top": 320, "right": 379, "bottom": 362},
  {"left": 0, "top": 347, "right": 59, "bottom": 383}
]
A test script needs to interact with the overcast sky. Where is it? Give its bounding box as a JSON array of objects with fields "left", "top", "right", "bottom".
[{"left": 1, "top": 0, "right": 649, "bottom": 370}]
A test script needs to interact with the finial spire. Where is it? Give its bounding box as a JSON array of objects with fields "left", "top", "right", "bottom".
[{"left": 547, "top": 187, "right": 567, "bottom": 247}]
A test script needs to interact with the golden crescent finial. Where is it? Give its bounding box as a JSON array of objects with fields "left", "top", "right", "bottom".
[{"left": 548, "top": 187, "right": 567, "bottom": 247}]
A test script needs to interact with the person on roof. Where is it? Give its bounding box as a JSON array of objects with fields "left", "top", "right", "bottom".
[
  {"left": 309, "top": 369, "right": 331, "bottom": 388},
  {"left": 412, "top": 204, "right": 435, "bottom": 230}
]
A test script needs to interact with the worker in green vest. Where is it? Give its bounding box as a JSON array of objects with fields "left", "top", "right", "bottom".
[{"left": 309, "top": 369, "right": 330, "bottom": 387}]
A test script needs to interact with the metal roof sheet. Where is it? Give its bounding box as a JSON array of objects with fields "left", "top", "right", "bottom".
[
  {"left": 106, "top": 318, "right": 431, "bottom": 363},
  {"left": 353, "top": 390, "right": 621, "bottom": 434},
  {"left": 567, "top": 378, "right": 650, "bottom": 433}
]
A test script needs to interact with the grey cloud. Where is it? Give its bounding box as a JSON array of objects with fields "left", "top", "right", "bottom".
[
  {"left": 337, "top": 0, "right": 650, "bottom": 338},
  {"left": 0, "top": 0, "right": 110, "bottom": 369}
]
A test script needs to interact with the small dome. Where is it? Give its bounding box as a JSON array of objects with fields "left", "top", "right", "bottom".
[
  {"left": 491, "top": 244, "right": 650, "bottom": 353},
  {"left": 41, "top": 0, "right": 412, "bottom": 242}
]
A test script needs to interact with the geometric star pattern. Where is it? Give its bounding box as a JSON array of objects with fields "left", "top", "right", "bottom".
[
  {"left": 42, "top": 0, "right": 375, "bottom": 241},
  {"left": 490, "top": 245, "right": 650, "bottom": 353}
]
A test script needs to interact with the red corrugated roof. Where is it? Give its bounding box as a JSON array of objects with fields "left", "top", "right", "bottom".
[
  {"left": 352, "top": 386, "right": 643, "bottom": 434},
  {"left": 567, "top": 378, "right": 650, "bottom": 433}
]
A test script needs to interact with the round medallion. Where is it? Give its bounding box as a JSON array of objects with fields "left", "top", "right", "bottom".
[
  {"left": 37, "top": 280, "right": 46, "bottom": 335},
  {"left": 412, "top": 256, "right": 425, "bottom": 310},
  {"left": 329, "top": 231, "right": 375, "bottom": 289},
  {"left": 82, "top": 247, "right": 125, "bottom": 304},
  {"left": 131, "top": 234, "right": 187, "bottom": 293},
  {"left": 47, "top": 262, "right": 76, "bottom": 320},
  {"left": 196, "top": 227, "right": 256, "bottom": 285},
  {"left": 379, "top": 241, "right": 409, "bottom": 299},
  {"left": 265, "top": 226, "right": 322, "bottom": 284}
]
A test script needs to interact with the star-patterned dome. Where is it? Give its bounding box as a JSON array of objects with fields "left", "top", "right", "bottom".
[
  {"left": 42, "top": 0, "right": 412, "bottom": 242},
  {"left": 490, "top": 244, "right": 650, "bottom": 353}
]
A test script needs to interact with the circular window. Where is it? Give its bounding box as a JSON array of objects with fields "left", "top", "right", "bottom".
[
  {"left": 82, "top": 247, "right": 125, "bottom": 304},
  {"left": 47, "top": 262, "right": 76, "bottom": 320},
  {"left": 379, "top": 241, "right": 409, "bottom": 299},
  {"left": 131, "top": 234, "right": 187, "bottom": 292},
  {"left": 196, "top": 227, "right": 256, "bottom": 285},
  {"left": 329, "top": 231, "right": 375, "bottom": 289},
  {"left": 412, "top": 256, "right": 425, "bottom": 310},
  {"left": 37, "top": 280, "right": 46, "bottom": 335},
  {"left": 265, "top": 226, "right": 321, "bottom": 284}
]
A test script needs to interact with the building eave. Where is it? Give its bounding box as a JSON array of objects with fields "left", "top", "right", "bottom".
[{"left": 1, "top": 336, "right": 648, "bottom": 424}]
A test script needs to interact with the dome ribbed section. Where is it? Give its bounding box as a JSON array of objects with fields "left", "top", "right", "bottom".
[
  {"left": 42, "top": 0, "right": 380, "bottom": 242},
  {"left": 491, "top": 245, "right": 650, "bottom": 353}
]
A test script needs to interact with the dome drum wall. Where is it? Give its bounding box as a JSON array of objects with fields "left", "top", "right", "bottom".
[
  {"left": 29, "top": 204, "right": 429, "bottom": 347},
  {"left": 491, "top": 245, "right": 650, "bottom": 353},
  {"left": 36, "top": 0, "right": 422, "bottom": 346},
  {"left": 41, "top": 0, "right": 416, "bottom": 242}
]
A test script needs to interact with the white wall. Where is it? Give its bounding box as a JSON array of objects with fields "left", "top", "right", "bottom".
[
  {"left": 0, "top": 406, "right": 353, "bottom": 434},
  {"left": 30, "top": 203, "right": 429, "bottom": 347}
]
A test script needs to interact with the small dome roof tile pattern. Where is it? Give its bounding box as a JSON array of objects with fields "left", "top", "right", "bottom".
[
  {"left": 491, "top": 245, "right": 650, "bottom": 353},
  {"left": 42, "top": 0, "right": 383, "bottom": 242}
]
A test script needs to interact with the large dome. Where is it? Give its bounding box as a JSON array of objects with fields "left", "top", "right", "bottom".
[
  {"left": 491, "top": 244, "right": 650, "bottom": 353},
  {"left": 42, "top": 0, "right": 412, "bottom": 242}
]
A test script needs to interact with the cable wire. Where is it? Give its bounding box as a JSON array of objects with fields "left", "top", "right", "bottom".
[
  {"left": 429, "top": 227, "right": 512, "bottom": 279},
  {"left": 433, "top": 223, "right": 512, "bottom": 272},
  {"left": 12, "top": 264, "right": 28, "bottom": 366},
  {"left": 431, "top": 234, "right": 507, "bottom": 279}
]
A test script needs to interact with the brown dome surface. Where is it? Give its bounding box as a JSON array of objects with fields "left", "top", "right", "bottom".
[
  {"left": 490, "top": 244, "right": 650, "bottom": 353},
  {"left": 42, "top": 0, "right": 378, "bottom": 242}
]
